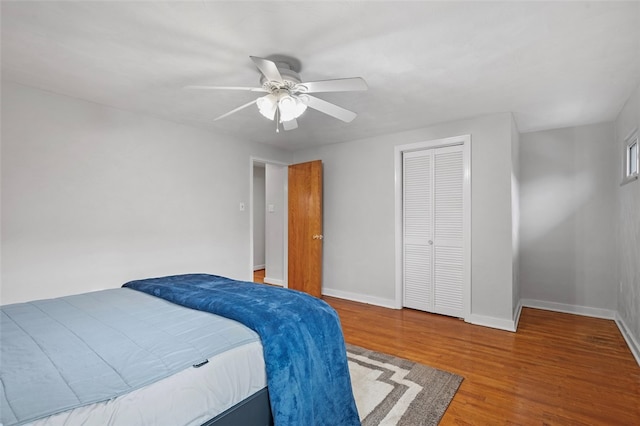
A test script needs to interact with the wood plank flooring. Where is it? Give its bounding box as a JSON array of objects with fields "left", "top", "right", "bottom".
[
  {"left": 323, "top": 296, "right": 640, "bottom": 425},
  {"left": 253, "top": 269, "right": 265, "bottom": 284}
]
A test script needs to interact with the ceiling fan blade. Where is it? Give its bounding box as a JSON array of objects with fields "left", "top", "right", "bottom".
[
  {"left": 282, "top": 118, "right": 298, "bottom": 131},
  {"left": 303, "top": 95, "right": 358, "bottom": 123},
  {"left": 250, "top": 56, "right": 283, "bottom": 83},
  {"left": 298, "top": 77, "right": 368, "bottom": 93},
  {"left": 214, "top": 99, "right": 258, "bottom": 121},
  {"left": 185, "top": 85, "right": 267, "bottom": 92}
]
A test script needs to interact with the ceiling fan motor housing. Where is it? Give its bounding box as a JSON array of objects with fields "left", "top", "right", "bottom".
[{"left": 260, "top": 62, "right": 302, "bottom": 90}]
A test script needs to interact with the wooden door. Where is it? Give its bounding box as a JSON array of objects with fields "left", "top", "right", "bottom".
[{"left": 288, "top": 160, "right": 323, "bottom": 297}]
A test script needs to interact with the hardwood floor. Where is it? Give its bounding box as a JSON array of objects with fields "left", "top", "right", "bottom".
[
  {"left": 323, "top": 296, "right": 640, "bottom": 425},
  {"left": 253, "top": 269, "right": 265, "bottom": 284}
]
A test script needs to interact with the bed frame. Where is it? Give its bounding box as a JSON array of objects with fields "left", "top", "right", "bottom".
[{"left": 202, "top": 388, "right": 273, "bottom": 426}]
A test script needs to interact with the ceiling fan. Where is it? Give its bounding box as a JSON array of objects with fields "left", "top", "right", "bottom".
[{"left": 186, "top": 56, "right": 368, "bottom": 132}]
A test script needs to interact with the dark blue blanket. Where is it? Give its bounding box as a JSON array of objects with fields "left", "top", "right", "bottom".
[{"left": 123, "top": 274, "right": 360, "bottom": 426}]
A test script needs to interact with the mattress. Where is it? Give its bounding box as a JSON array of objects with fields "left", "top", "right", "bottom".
[
  {"left": 1, "top": 288, "right": 265, "bottom": 426},
  {"left": 26, "top": 341, "right": 266, "bottom": 426}
]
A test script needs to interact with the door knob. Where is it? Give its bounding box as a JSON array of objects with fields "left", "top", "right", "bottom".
[
  {"left": 313, "top": 234, "right": 324, "bottom": 240},
  {"left": 428, "top": 240, "right": 433, "bottom": 245}
]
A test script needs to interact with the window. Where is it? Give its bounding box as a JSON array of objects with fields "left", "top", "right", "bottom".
[
  {"left": 622, "top": 130, "right": 639, "bottom": 185},
  {"left": 628, "top": 139, "right": 638, "bottom": 176}
]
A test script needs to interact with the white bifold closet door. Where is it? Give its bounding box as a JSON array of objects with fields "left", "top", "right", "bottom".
[{"left": 402, "top": 145, "right": 464, "bottom": 318}]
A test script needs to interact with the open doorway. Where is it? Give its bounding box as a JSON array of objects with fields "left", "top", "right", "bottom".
[
  {"left": 250, "top": 158, "right": 288, "bottom": 287},
  {"left": 252, "top": 163, "right": 266, "bottom": 281}
]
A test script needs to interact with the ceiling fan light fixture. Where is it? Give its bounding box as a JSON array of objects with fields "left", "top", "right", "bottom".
[
  {"left": 257, "top": 94, "right": 277, "bottom": 120},
  {"left": 278, "top": 94, "right": 307, "bottom": 123},
  {"left": 278, "top": 94, "right": 297, "bottom": 122},
  {"left": 295, "top": 94, "right": 309, "bottom": 116}
]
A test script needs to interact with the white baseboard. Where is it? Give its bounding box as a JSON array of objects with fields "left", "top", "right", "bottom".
[
  {"left": 317, "top": 289, "right": 639, "bottom": 365},
  {"left": 512, "top": 300, "right": 523, "bottom": 331},
  {"left": 253, "top": 264, "right": 265, "bottom": 271},
  {"left": 322, "top": 288, "right": 398, "bottom": 310},
  {"left": 263, "top": 277, "right": 284, "bottom": 286},
  {"left": 520, "top": 299, "right": 639, "bottom": 366},
  {"left": 321, "top": 288, "right": 519, "bottom": 331},
  {"left": 466, "top": 313, "right": 517, "bottom": 332},
  {"left": 615, "top": 313, "right": 640, "bottom": 367},
  {"left": 521, "top": 299, "right": 616, "bottom": 320}
]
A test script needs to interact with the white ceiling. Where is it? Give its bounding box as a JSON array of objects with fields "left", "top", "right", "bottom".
[{"left": 2, "top": 1, "right": 639, "bottom": 151}]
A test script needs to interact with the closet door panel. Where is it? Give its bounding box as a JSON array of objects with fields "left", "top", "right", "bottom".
[
  {"left": 403, "top": 154, "right": 432, "bottom": 244},
  {"left": 402, "top": 152, "right": 433, "bottom": 310},
  {"left": 433, "top": 146, "right": 464, "bottom": 317},
  {"left": 402, "top": 144, "right": 465, "bottom": 318},
  {"left": 434, "top": 245, "right": 464, "bottom": 315},
  {"left": 403, "top": 245, "right": 431, "bottom": 310},
  {"left": 434, "top": 149, "right": 464, "bottom": 242}
]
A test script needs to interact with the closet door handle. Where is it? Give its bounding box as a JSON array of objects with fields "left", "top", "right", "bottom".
[{"left": 313, "top": 234, "right": 324, "bottom": 240}]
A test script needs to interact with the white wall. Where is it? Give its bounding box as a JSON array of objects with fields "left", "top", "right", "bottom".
[
  {"left": 252, "top": 165, "right": 266, "bottom": 270},
  {"left": 1, "top": 82, "right": 292, "bottom": 304},
  {"left": 519, "top": 123, "right": 618, "bottom": 312},
  {"left": 293, "top": 113, "right": 517, "bottom": 326},
  {"left": 614, "top": 83, "right": 640, "bottom": 358},
  {"left": 511, "top": 116, "right": 521, "bottom": 317},
  {"left": 264, "top": 163, "right": 286, "bottom": 285}
]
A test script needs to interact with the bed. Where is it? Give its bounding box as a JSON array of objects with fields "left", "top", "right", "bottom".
[{"left": 0, "top": 274, "right": 360, "bottom": 426}]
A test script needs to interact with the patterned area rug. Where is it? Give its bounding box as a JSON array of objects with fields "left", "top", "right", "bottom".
[{"left": 347, "top": 344, "right": 463, "bottom": 426}]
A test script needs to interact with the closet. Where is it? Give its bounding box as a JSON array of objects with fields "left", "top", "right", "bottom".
[{"left": 402, "top": 144, "right": 465, "bottom": 318}]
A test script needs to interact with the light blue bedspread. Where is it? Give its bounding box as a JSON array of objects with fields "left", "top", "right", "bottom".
[{"left": 0, "top": 288, "right": 260, "bottom": 426}]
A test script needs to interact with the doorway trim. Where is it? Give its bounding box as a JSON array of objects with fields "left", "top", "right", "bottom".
[
  {"left": 393, "top": 135, "right": 471, "bottom": 319},
  {"left": 249, "top": 156, "right": 289, "bottom": 287}
]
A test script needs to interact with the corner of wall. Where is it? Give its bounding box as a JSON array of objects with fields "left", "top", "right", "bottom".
[
  {"left": 512, "top": 299, "right": 523, "bottom": 331},
  {"left": 510, "top": 113, "right": 521, "bottom": 318},
  {"left": 615, "top": 312, "right": 640, "bottom": 366},
  {"left": 467, "top": 313, "right": 518, "bottom": 332},
  {"left": 614, "top": 82, "right": 640, "bottom": 364}
]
